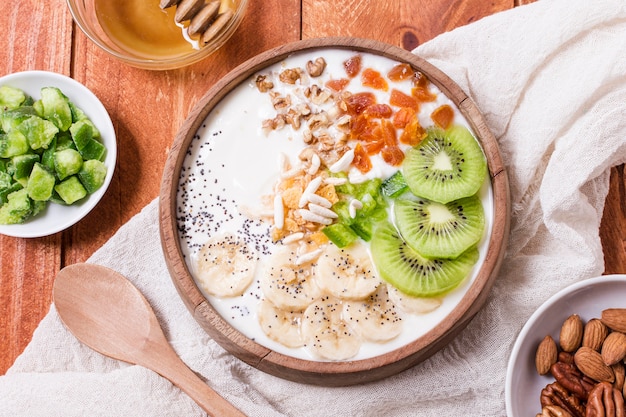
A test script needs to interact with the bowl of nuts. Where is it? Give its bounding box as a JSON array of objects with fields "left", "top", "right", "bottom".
[{"left": 506, "top": 274, "right": 626, "bottom": 417}]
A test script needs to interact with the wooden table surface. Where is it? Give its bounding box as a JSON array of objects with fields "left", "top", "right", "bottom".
[{"left": 1, "top": 0, "right": 624, "bottom": 376}]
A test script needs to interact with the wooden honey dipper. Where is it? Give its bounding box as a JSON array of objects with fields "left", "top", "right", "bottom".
[{"left": 160, "top": 0, "right": 235, "bottom": 45}]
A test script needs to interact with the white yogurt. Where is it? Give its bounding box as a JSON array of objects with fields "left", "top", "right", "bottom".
[{"left": 176, "top": 48, "right": 494, "bottom": 361}]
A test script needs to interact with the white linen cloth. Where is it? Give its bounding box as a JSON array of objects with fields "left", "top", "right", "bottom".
[{"left": 2, "top": 0, "right": 626, "bottom": 415}]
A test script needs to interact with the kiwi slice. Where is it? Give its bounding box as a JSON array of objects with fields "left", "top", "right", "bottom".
[
  {"left": 402, "top": 125, "right": 487, "bottom": 203},
  {"left": 393, "top": 194, "right": 485, "bottom": 259},
  {"left": 370, "top": 222, "right": 478, "bottom": 297}
]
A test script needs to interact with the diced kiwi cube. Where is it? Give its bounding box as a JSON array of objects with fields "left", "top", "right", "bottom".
[
  {"left": 322, "top": 223, "right": 358, "bottom": 248},
  {"left": 40, "top": 87, "right": 72, "bottom": 131},
  {"left": 0, "top": 181, "right": 23, "bottom": 205},
  {"left": 0, "top": 171, "right": 10, "bottom": 189},
  {"left": 381, "top": 171, "right": 408, "bottom": 198},
  {"left": 69, "top": 120, "right": 93, "bottom": 150},
  {"left": 68, "top": 102, "right": 101, "bottom": 138},
  {"left": 56, "top": 131, "right": 77, "bottom": 151},
  {"left": 54, "top": 148, "right": 83, "bottom": 181},
  {"left": 33, "top": 99, "right": 44, "bottom": 117},
  {"left": 0, "top": 85, "right": 27, "bottom": 110},
  {"left": 0, "top": 106, "right": 37, "bottom": 132},
  {"left": 78, "top": 159, "right": 106, "bottom": 194},
  {"left": 54, "top": 175, "right": 87, "bottom": 204},
  {"left": 41, "top": 137, "right": 57, "bottom": 171},
  {"left": 17, "top": 115, "right": 59, "bottom": 150},
  {"left": 348, "top": 217, "right": 374, "bottom": 242},
  {"left": 27, "top": 163, "right": 55, "bottom": 201},
  {"left": 79, "top": 139, "right": 106, "bottom": 161},
  {"left": 0, "top": 188, "right": 32, "bottom": 224},
  {"left": 11, "top": 153, "right": 39, "bottom": 179},
  {"left": 0, "top": 130, "right": 30, "bottom": 158}
]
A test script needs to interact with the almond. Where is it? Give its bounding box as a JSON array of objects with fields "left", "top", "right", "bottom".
[
  {"left": 601, "top": 331, "right": 626, "bottom": 365},
  {"left": 601, "top": 308, "right": 626, "bottom": 333},
  {"left": 559, "top": 314, "right": 583, "bottom": 352},
  {"left": 574, "top": 346, "right": 615, "bottom": 383},
  {"left": 536, "top": 335, "right": 558, "bottom": 375},
  {"left": 582, "top": 318, "right": 609, "bottom": 351}
]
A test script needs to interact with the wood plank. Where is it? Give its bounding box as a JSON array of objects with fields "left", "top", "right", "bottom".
[
  {"left": 302, "top": 0, "right": 513, "bottom": 48},
  {"left": 0, "top": 0, "right": 73, "bottom": 375}
]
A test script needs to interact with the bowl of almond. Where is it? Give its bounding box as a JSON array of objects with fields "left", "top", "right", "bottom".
[
  {"left": 159, "top": 37, "right": 510, "bottom": 385},
  {"left": 506, "top": 274, "right": 626, "bottom": 417}
]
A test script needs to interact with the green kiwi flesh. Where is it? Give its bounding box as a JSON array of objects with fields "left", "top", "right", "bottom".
[
  {"left": 393, "top": 194, "right": 485, "bottom": 259},
  {"left": 402, "top": 125, "right": 487, "bottom": 203},
  {"left": 370, "top": 222, "right": 479, "bottom": 297}
]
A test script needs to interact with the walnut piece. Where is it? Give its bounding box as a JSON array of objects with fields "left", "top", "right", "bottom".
[
  {"left": 306, "top": 57, "right": 326, "bottom": 77},
  {"left": 536, "top": 405, "right": 575, "bottom": 417},
  {"left": 255, "top": 75, "right": 274, "bottom": 92},
  {"left": 279, "top": 68, "right": 302, "bottom": 84}
]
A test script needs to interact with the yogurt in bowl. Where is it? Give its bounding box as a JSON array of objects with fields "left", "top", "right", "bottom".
[{"left": 160, "top": 38, "right": 509, "bottom": 385}]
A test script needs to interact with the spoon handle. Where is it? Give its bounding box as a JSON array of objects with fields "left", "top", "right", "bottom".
[{"left": 145, "top": 341, "right": 246, "bottom": 417}]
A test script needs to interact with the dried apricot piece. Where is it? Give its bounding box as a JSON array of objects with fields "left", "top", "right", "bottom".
[
  {"left": 363, "top": 103, "right": 393, "bottom": 119},
  {"left": 392, "top": 107, "right": 416, "bottom": 129},
  {"left": 399, "top": 115, "right": 427, "bottom": 146},
  {"left": 387, "top": 63, "right": 415, "bottom": 82},
  {"left": 381, "top": 146, "right": 405, "bottom": 166},
  {"left": 364, "top": 139, "right": 385, "bottom": 155},
  {"left": 352, "top": 142, "right": 372, "bottom": 173},
  {"left": 345, "top": 92, "right": 377, "bottom": 115},
  {"left": 349, "top": 114, "right": 378, "bottom": 141},
  {"left": 389, "top": 89, "right": 419, "bottom": 110},
  {"left": 431, "top": 104, "right": 454, "bottom": 129},
  {"left": 326, "top": 78, "right": 350, "bottom": 92},
  {"left": 412, "top": 86, "right": 437, "bottom": 102},
  {"left": 344, "top": 55, "right": 362, "bottom": 78},
  {"left": 379, "top": 119, "right": 398, "bottom": 147},
  {"left": 362, "top": 68, "right": 388, "bottom": 91}
]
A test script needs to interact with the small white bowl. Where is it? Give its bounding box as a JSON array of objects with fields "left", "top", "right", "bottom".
[
  {"left": 505, "top": 274, "right": 626, "bottom": 417},
  {"left": 0, "top": 70, "right": 116, "bottom": 238}
]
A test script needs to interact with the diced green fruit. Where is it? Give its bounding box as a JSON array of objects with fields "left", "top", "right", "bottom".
[
  {"left": 0, "top": 106, "right": 37, "bottom": 132},
  {"left": 0, "top": 181, "right": 23, "bottom": 205},
  {"left": 381, "top": 171, "right": 408, "bottom": 198},
  {"left": 0, "top": 171, "right": 11, "bottom": 189},
  {"left": 41, "top": 137, "right": 57, "bottom": 171},
  {"left": 40, "top": 87, "right": 72, "bottom": 131},
  {"left": 17, "top": 115, "right": 59, "bottom": 150},
  {"left": 54, "top": 148, "right": 83, "bottom": 180},
  {"left": 56, "top": 131, "right": 76, "bottom": 151},
  {"left": 0, "top": 130, "right": 29, "bottom": 158},
  {"left": 69, "top": 102, "right": 101, "bottom": 138},
  {"left": 11, "top": 153, "right": 39, "bottom": 179},
  {"left": 322, "top": 223, "right": 358, "bottom": 248},
  {"left": 0, "top": 188, "right": 32, "bottom": 224},
  {"left": 33, "top": 99, "right": 44, "bottom": 117},
  {"left": 78, "top": 159, "right": 107, "bottom": 193},
  {"left": 79, "top": 138, "right": 106, "bottom": 161},
  {"left": 54, "top": 176, "right": 87, "bottom": 204},
  {"left": 348, "top": 216, "right": 374, "bottom": 242},
  {"left": 0, "top": 85, "right": 26, "bottom": 110},
  {"left": 27, "top": 163, "right": 55, "bottom": 201},
  {"left": 31, "top": 199, "right": 47, "bottom": 217},
  {"left": 69, "top": 120, "right": 93, "bottom": 150}
]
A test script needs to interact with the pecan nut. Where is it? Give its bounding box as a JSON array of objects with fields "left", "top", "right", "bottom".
[
  {"left": 536, "top": 405, "right": 575, "bottom": 417},
  {"left": 585, "top": 381, "right": 625, "bottom": 417},
  {"left": 551, "top": 360, "right": 596, "bottom": 400},
  {"left": 541, "top": 382, "right": 586, "bottom": 417}
]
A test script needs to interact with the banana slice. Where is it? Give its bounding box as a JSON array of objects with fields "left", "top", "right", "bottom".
[
  {"left": 260, "top": 245, "right": 322, "bottom": 310},
  {"left": 314, "top": 242, "right": 381, "bottom": 300},
  {"left": 387, "top": 285, "right": 442, "bottom": 314},
  {"left": 194, "top": 232, "right": 256, "bottom": 297},
  {"left": 301, "top": 296, "right": 362, "bottom": 360},
  {"left": 343, "top": 284, "right": 403, "bottom": 342},
  {"left": 257, "top": 299, "right": 304, "bottom": 348}
]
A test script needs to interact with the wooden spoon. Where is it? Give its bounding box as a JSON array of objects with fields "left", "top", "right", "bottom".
[{"left": 53, "top": 263, "right": 246, "bottom": 417}]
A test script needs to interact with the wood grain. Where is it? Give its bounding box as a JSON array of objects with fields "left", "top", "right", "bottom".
[{"left": 1, "top": 0, "right": 623, "bottom": 379}]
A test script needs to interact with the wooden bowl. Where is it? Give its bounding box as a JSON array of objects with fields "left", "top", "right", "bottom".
[{"left": 159, "top": 37, "right": 510, "bottom": 386}]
